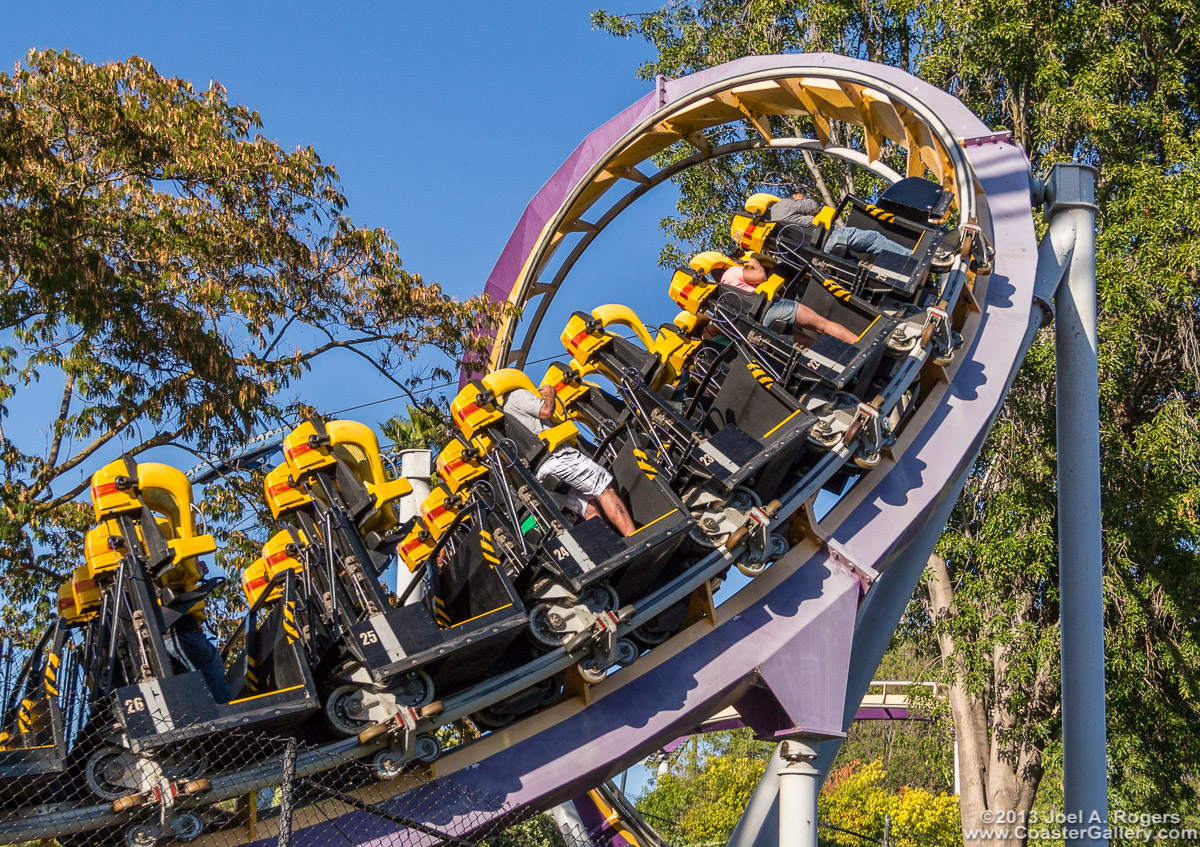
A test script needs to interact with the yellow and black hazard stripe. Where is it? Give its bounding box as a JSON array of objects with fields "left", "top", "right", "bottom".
[
  {"left": 633, "top": 448, "right": 658, "bottom": 480},
  {"left": 17, "top": 699, "right": 36, "bottom": 733},
  {"left": 283, "top": 600, "right": 301, "bottom": 643},
  {"left": 434, "top": 596, "right": 451, "bottom": 628},
  {"left": 44, "top": 652, "right": 59, "bottom": 697},
  {"left": 820, "top": 278, "right": 853, "bottom": 303},
  {"left": 479, "top": 530, "right": 502, "bottom": 569},
  {"left": 864, "top": 204, "right": 896, "bottom": 223},
  {"left": 245, "top": 656, "right": 259, "bottom": 692},
  {"left": 746, "top": 361, "right": 775, "bottom": 389}
]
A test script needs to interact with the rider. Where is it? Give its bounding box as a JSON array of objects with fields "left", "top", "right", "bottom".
[
  {"left": 768, "top": 191, "right": 955, "bottom": 270},
  {"left": 502, "top": 386, "right": 637, "bottom": 536},
  {"left": 718, "top": 254, "right": 858, "bottom": 345}
]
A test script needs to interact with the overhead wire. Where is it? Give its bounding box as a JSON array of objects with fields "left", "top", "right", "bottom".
[{"left": 320, "top": 335, "right": 644, "bottom": 419}]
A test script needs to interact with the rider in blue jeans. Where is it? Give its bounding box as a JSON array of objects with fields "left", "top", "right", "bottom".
[{"left": 768, "top": 193, "right": 954, "bottom": 269}]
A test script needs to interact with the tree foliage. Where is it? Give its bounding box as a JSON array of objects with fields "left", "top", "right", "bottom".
[
  {"left": 822, "top": 760, "right": 961, "bottom": 847},
  {"left": 380, "top": 402, "right": 453, "bottom": 453},
  {"left": 636, "top": 729, "right": 775, "bottom": 845},
  {"left": 479, "top": 814, "right": 567, "bottom": 847},
  {"left": 0, "top": 49, "right": 500, "bottom": 627},
  {"left": 840, "top": 639, "right": 956, "bottom": 794},
  {"left": 635, "top": 728, "right": 959, "bottom": 847},
  {"left": 594, "top": 0, "right": 1200, "bottom": 832}
]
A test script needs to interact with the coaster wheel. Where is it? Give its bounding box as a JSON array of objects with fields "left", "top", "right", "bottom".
[
  {"left": 123, "top": 822, "right": 159, "bottom": 847},
  {"left": 395, "top": 669, "right": 435, "bottom": 708},
  {"left": 577, "top": 657, "right": 608, "bottom": 685},
  {"left": 373, "top": 748, "right": 404, "bottom": 780},
  {"left": 413, "top": 733, "right": 443, "bottom": 764},
  {"left": 171, "top": 811, "right": 204, "bottom": 842},
  {"left": 528, "top": 603, "right": 570, "bottom": 649},
  {"left": 86, "top": 746, "right": 133, "bottom": 801},
  {"left": 324, "top": 685, "right": 372, "bottom": 737}
]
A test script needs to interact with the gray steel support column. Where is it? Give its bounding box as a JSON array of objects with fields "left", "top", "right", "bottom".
[
  {"left": 549, "top": 802, "right": 590, "bottom": 845},
  {"left": 1047, "top": 164, "right": 1107, "bottom": 844},
  {"left": 778, "top": 739, "right": 820, "bottom": 847},
  {"left": 726, "top": 745, "right": 784, "bottom": 847}
]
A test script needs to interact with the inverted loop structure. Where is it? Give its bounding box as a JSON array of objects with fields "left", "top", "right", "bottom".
[
  {"left": 333, "top": 53, "right": 1036, "bottom": 846},
  {"left": 0, "top": 53, "right": 1038, "bottom": 847}
]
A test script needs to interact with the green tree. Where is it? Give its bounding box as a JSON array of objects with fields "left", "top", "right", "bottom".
[
  {"left": 0, "top": 49, "right": 499, "bottom": 631},
  {"left": 595, "top": 1, "right": 1200, "bottom": 841},
  {"left": 381, "top": 402, "right": 453, "bottom": 452},
  {"left": 637, "top": 729, "right": 776, "bottom": 844},
  {"left": 636, "top": 730, "right": 958, "bottom": 847},
  {"left": 821, "top": 760, "right": 961, "bottom": 847},
  {"left": 480, "top": 814, "right": 567, "bottom": 847},
  {"left": 840, "top": 639, "right": 956, "bottom": 794}
]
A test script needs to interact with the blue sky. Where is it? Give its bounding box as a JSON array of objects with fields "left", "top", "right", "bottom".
[
  {"left": 2, "top": 0, "right": 685, "bottom": 439},
  {"left": 3, "top": 2, "right": 684, "bottom": 793}
]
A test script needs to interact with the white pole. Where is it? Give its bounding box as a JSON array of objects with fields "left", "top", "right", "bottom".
[
  {"left": 778, "top": 739, "right": 819, "bottom": 847},
  {"left": 1048, "top": 163, "right": 1107, "bottom": 846},
  {"left": 727, "top": 745, "right": 784, "bottom": 847},
  {"left": 953, "top": 728, "right": 961, "bottom": 797},
  {"left": 395, "top": 449, "right": 431, "bottom": 603}
]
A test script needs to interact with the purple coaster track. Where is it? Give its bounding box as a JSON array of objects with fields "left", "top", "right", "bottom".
[{"left": 274, "top": 53, "right": 1036, "bottom": 847}]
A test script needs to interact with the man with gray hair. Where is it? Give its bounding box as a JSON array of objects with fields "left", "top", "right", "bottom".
[{"left": 768, "top": 192, "right": 954, "bottom": 270}]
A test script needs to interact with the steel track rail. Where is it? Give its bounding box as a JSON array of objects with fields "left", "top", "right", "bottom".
[{"left": 0, "top": 54, "right": 1027, "bottom": 847}]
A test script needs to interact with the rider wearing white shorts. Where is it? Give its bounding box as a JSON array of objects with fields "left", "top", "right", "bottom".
[{"left": 503, "top": 388, "right": 612, "bottom": 515}]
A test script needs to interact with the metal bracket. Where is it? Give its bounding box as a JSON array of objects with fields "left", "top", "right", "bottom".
[
  {"left": 959, "top": 130, "right": 1014, "bottom": 148},
  {"left": 824, "top": 540, "right": 879, "bottom": 591},
  {"left": 1032, "top": 163, "right": 1098, "bottom": 217}
]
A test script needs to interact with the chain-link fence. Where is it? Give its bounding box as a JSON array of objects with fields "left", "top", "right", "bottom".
[{"left": 0, "top": 681, "right": 625, "bottom": 847}]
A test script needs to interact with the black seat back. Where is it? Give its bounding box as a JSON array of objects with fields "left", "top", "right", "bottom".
[
  {"left": 711, "top": 282, "right": 768, "bottom": 323},
  {"left": 879, "top": 176, "right": 953, "bottom": 222},
  {"left": 501, "top": 416, "right": 549, "bottom": 470},
  {"left": 437, "top": 520, "right": 514, "bottom": 626},
  {"left": 798, "top": 279, "right": 877, "bottom": 337},
  {"left": 609, "top": 437, "right": 678, "bottom": 526},
  {"left": 843, "top": 197, "right": 928, "bottom": 251},
  {"left": 704, "top": 350, "right": 796, "bottom": 440}
]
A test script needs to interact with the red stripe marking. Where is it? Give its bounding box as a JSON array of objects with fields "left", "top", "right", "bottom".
[
  {"left": 453, "top": 401, "right": 480, "bottom": 424},
  {"left": 401, "top": 537, "right": 427, "bottom": 555},
  {"left": 92, "top": 481, "right": 121, "bottom": 499},
  {"left": 285, "top": 441, "right": 313, "bottom": 460},
  {"left": 565, "top": 329, "right": 592, "bottom": 353}
]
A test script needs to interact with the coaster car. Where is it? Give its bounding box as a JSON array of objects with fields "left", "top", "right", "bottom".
[
  {"left": 559, "top": 306, "right": 813, "bottom": 514},
  {"left": 0, "top": 616, "right": 82, "bottom": 807},
  {"left": 670, "top": 254, "right": 918, "bottom": 470},
  {"left": 731, "top": 180, "right": 966, "bottom": 304},
  {"left": 447, "top": 368, "right": 695, "bottom": 680},
  {"left": 731, "top": 187, "right": 969, "bottom": 358},
  {"left": 672, "top": 251, "right": 899, "bottom": 393},
  {"left": 268, "top": 419, "right": 527, "bottom": 745},
  {"left": 76, "top": 457, "right": 319, "bottom": 812}
]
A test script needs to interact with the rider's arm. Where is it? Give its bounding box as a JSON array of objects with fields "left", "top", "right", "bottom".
[{"left": 537, "top": 384, "right": 556, "bottom": 420}]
